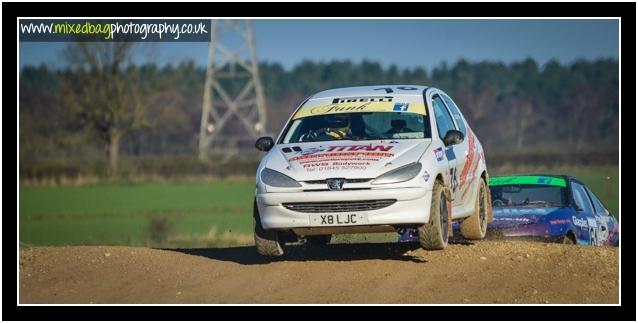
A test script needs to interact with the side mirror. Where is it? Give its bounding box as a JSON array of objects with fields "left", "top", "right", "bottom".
[
  {"left": 255, "top": 136, "right": 274, "bottom": 152},
  {"left": 443, "top": 129, "right": 464, "bottom": 146}
]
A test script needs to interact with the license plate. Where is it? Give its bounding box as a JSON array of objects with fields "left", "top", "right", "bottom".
[{"left": 309, "top": 213, "right": 369, "bottom": 226}]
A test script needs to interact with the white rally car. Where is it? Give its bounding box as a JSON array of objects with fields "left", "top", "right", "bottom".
[{"left": 253, "top": 85, "right": 492, "bottom": 256}]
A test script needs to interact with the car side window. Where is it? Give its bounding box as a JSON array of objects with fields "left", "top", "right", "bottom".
[
  {"left": 585, "top": 187, "right": 610, "bottom": 217},
  {"left": 571, "top": 181, "right": 595, "bottom": 214},
  {"left": 431, "top": 94, "right": 457, "bottom": 140},
  {"left": 441, "top": 94, "right": 467, "bottom": 136}
]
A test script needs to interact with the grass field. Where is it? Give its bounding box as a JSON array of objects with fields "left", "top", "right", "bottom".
[
  {"left": 19, "top": 181, "right": 256, "bottom": 247},
  {"left": 19, "top": 166, "right": 619, "bottom": 247}
]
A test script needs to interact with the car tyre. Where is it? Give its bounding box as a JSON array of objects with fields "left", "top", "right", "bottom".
[
  {"left": 418, "top": 180, "right": 449, "bottom": 250},
  {"left": 562, "top": 232, "right": 576, "bottom": 245},
  {"left": 253, "top": 199, "right": 284, "bottom": 257},
  {"left": 460, "top": 178, "right": 488, "bottom": 240}
]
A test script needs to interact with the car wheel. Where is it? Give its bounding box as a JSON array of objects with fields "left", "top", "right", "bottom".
[
  {"left": 306, "top": 235, "right": 332, "bottom": 245},
  {"left": 253, "top": 199, "right": 284, "bottom": 257},
  {"left": 562, "top": 232, "right": 576, "bottom": 245},
  {"left": 418, "top": 180, "right": 449, "bottom": 250},
  {"left": 460, "top": 178, "right": 488, "bottom": 240}
]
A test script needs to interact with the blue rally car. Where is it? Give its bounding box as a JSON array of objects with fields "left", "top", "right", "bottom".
[
  {"left": 399, "top": 174, "right": 619, "bottom": 246},
  {"left": 486, "top": 174, "right": 618, "bottom": 246}
]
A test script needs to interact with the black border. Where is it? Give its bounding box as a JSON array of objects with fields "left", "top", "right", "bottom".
[{"left": 4, "top": 1, "right": 636, "bottom": 321}]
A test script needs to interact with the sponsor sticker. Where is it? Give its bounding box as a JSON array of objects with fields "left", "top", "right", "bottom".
[
  {"left": 293, "top": 101, "right": 427, "bottom": 119},
  {"left": 536, "top": 177, "right": 552, "bottom": 184},
  {"left": 393, "top": 103, "right": 409, "bottom": 111},
  {"left": 489, "top": 175, "right": 567, "bottom": 187},
  {"left": 572, "top": 216, "right": 588, "bottom": 228},
  {"left": 434, "top": 147, "right": 444, "bottom": 162},
  {"left": 422, "top": 171, "right": 430, "bottom": 182},
  {"left": 288, "top": 144, "right": 395, "bottom": 172}
]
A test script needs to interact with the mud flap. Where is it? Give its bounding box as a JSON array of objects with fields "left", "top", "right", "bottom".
[{"left": 444, "top": 186, "right": 453, "bottom": 238}]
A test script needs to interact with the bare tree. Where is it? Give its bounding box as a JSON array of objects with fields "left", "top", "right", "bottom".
[{"left": 60, "top": 43, "right": 151, "bottom": 176}]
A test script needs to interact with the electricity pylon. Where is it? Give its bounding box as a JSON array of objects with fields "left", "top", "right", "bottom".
[{"left": 199, "top": 19, "right": 267, "bottom": 161}]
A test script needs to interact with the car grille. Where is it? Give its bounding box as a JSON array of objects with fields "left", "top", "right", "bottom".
[
  {"left": 303, "top": 178, "right": 372, "bottom": 185},
  {"left": 282, "top": 199, "right": 396, "bottom": 213}
]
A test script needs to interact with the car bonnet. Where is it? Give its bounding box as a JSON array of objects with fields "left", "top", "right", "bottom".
[{"left": 264, "top": 139, "right": 431, "bottom": 181}]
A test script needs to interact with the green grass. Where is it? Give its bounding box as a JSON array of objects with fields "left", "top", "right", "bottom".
[
  {"left": 19, "top": 166, "right": 620, "bottom": 247},
  {"left": 19, "top": 181, "right": 256, "bottom": 247}
]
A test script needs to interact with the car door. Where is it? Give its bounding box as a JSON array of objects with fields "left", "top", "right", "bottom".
[
  {"left": 585, "top": 186, "right": 618, "bottom": 246},
  {"left": 570, "top": 180, "right": 600, "bottom": 245},
  {"left": 439, "top": 92, "right": 475, "bottom": 208},
  {"left": 429, "top": 91, "right": 466, "bottom": 212}
]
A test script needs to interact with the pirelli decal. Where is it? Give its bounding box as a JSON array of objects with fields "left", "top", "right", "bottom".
[{"left": 332, "top": 97, "right": 393, "bottom": 104}]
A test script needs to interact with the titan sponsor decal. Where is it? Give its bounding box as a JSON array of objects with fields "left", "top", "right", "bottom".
[
  {"left": 283, "top": 144, "right": 393, "bottom": 155},
  {"left": 285, "top": 144, "right": 395, "bottom": 172},
  {"left": 324, "top": 144, "right": 392, "bottom": 152}
]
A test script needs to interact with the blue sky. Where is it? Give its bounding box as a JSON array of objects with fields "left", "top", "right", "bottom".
[{"left": 19, "top": 19, "right": 619, "bottom": 71}]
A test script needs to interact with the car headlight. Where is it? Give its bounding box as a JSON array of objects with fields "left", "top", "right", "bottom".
[
  {"left": 260, "top": 168, "right": 301, "bottom": 187},
  {"left": 371, "top": 162, "right": 422, "bottom": 185}
]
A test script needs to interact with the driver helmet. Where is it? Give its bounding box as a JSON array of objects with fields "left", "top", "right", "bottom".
[{"left": 325, "top": 114, "right": 351, "bottom": 139}]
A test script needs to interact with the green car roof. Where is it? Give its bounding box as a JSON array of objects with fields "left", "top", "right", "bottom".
[{"left": 488, "top": 175, "right": 566, "bottom": 187}]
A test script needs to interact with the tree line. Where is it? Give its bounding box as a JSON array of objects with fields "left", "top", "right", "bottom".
[{"left": 19, "top": 46, "right": 618, "bottom": 177}]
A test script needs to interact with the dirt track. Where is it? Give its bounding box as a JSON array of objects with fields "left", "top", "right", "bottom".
[{"left": 19, "top": 240, "right": 618, "bottom": 304}]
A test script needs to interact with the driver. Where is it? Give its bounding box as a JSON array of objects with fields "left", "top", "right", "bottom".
[
  {"left": 324, "top": 114, "right": 352, "bottom": 139},
  {"left": 492, "top": 189, "right": 513, "bottom": 206}
]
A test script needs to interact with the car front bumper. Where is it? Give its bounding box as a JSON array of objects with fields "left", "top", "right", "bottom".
[{"left": 255, "top": 187, "right": 431, "bottom": 232}]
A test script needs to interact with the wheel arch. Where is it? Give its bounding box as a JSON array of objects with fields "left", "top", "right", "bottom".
[
  {"left": 564, "top": 229, "right": 577, "bottom": 244},
  {"left": 480, "top": 170, "right": 493, "bottom": 222}
]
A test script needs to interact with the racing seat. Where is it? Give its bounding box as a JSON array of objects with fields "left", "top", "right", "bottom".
[
  {"left": 385, "top": 119, "right": 414, "bottom": 134},
  {"left": 349, "top": 114, "right": 366, "bottom": 138}
]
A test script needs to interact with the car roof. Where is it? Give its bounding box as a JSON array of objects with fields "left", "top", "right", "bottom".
[
  {"left": 291, "top": 85, "right": 432, "bottom": 120},
  {"left": 309, "top": 85, "right": 430, "bottom": 100}
]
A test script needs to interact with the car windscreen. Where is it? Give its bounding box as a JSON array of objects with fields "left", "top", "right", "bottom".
[
  {"left": 490, "top": 184, "right": 567, "bottom": 208},
  {"left": 281, "top": 112, "right": 431, "bottom": 143}
]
